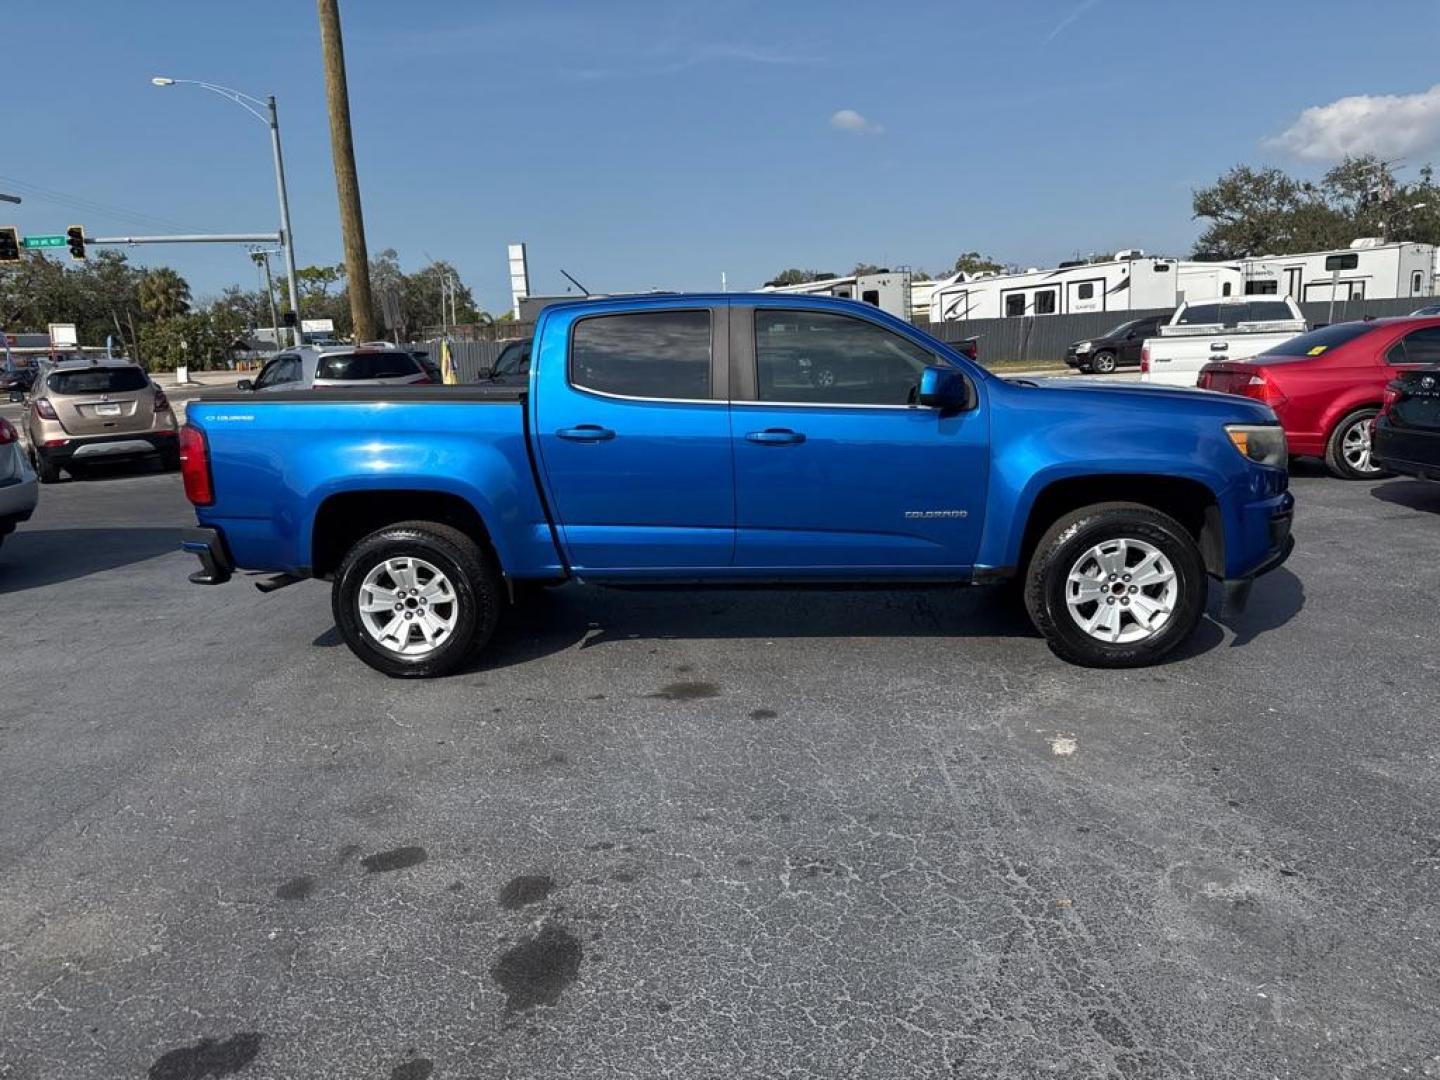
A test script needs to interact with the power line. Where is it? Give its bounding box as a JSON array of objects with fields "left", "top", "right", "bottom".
[{"left": 0, "top": 174, "right": 198, "bottom": 233}]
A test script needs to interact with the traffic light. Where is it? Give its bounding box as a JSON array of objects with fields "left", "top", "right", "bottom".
[
  {"left": 0, "top": 226, "right": 19, "bottom": 263},
  {"left": 66, "top": 225, "right": 86, "bottom": 262}
]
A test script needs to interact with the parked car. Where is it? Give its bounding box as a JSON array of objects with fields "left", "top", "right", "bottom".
[
  {"left": 1064, "top": 315, "right": 1168, "bottom": 374},
  {"left": 1141, "top": 298, "right": 1307, "bottom": 387},
  {"left": 21, "top": 357, "right": 179, "bottom": 483},
  {"left": 486, "top": 338, "right": 532, "bottom": 387},
  {"left": 0, "top": 363, "right": 36, "bottom": 396},
  {"left": 0, "top": 415, "right": 38, "bottom": 549},
  {"left": 1373, "top": 365, "right": 1440, "bottom": 482},
  {"left": 1197, "top": 317, "right": 1440, "bottom": 478},
  {"left": 237, "top": 342, "right": 435, "bottom": 392},
  {"left": 181, "top": 293, "right": 1293, "bottom": 675}
]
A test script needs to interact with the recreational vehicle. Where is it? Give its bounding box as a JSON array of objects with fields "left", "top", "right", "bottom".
[
  {"left": 760, "top": 270, "right": 913, "bottom": 319},
  {"left": 1240, "top": 240, "right": 1434, "bottom": 303},
  {"left": 926, "top": 253, "right": 1242, "bottom": 324}
]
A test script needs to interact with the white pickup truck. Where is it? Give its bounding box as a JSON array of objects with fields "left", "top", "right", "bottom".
[{"left": 1140, "top": 297, "right": 1307, "bottom": 387}]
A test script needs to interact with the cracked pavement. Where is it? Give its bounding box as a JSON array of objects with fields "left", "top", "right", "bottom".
[{"left": 1, "top": 462, "right": 1438, "bottom": 1078}]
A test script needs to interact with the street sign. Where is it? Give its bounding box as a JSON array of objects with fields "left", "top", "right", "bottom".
[{"left": 22, "top": 235, "right": 66, "bottom": 249}]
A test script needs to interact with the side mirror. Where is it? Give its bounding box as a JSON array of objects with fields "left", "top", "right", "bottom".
[
  {"left": 236, "top": 379, "right": 254, "bottom": 391},
  {"left": 917, "top": 365, "right": 972, "bottom": 414}
]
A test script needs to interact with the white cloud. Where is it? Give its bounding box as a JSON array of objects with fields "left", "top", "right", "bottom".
[
  {"left": 830, "top": 109, "right": 884, "bottom": 136},
  {"left": 1266, "top": 85, "right": 1440, "bottom": 161}
]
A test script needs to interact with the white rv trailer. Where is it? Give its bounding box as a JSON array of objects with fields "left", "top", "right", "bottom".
[
  {"left": 927, "top": 253, "right": 1243, "bottom": 324},
  {"left": 1239, "top": 239, "right": 1435, "bottom": 303},
  {"left": 759, "top": 270, "right": 913, "bottom": 319}
]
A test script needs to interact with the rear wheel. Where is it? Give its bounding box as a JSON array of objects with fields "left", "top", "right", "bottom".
[
  {"left": 1324, "top": 408, "right": 1389, "bottom": 480},
  {"left": 31, "top": 449, "right": 61, "bottom": 484},
  {"left": 332, "top": 521, "right": 501, "bottom": 678},
  {"left": 1024, "top": 503, "right": 1206, "bottom": 668},
  {"left": 1090, "top": 350, "right": 1118, "bottom": 374}
]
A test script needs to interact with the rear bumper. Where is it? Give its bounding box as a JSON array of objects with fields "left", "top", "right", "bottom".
[
  {"left": 1374, "top": 425, "right": 1440, "bottom": 481},
  {"left": 182, "top": 526, "right": 234, "bottom": 585},
  {"left": 37, "top": 430, "right": 178, "bottom": 464}
]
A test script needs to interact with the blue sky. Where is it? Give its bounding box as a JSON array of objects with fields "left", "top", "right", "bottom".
[{"left": 7, "top": 0, "right": 1440, "bottom": 313}]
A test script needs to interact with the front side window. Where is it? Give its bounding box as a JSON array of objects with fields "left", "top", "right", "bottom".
[
  {"left": 755, "top": 309, "right": 934, "bottom": 406},
  {"left": 571, "top": 310, "right": 711, "bottom": 399},
  {"left": 254, "top": 356, "right": 298, "bottom": 389}
]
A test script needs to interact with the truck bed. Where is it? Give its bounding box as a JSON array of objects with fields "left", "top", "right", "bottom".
[{"left": 186, "top": 387, "right": 563, "bottom": 580}]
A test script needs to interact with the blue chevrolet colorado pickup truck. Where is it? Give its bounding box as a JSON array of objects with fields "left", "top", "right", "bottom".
[{"left": 180, "top": 294, "right": 1293, "bottom": 676}]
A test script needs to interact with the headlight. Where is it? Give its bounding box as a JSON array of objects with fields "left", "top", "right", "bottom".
[
  {"left": 1225, "top": 424, "right": 1287, "bottom": 468},
  {"left": 1074, "top": 341, "right": 1092, "bottom": 352}
]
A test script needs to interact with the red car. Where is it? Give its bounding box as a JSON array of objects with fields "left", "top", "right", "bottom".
[{"left": 1197, "top": 317, "right": 1440, "bottom": 479}]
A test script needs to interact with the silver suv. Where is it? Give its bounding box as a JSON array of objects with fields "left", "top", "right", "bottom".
[{"left": 238, "top": 343, "right": 439, "bottom": 392}]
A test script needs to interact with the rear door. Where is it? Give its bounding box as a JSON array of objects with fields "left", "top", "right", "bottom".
[
  {"left": 729, "top": 305, "right": 987, "bottom": 573},
  {"left": 45, "top": 366, "right": 155, "bottom": 435},
  {"left": 533, "top": 303, "right": 734, "bottom": 575}
]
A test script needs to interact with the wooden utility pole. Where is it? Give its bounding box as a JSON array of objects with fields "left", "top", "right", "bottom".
[{"left": 317, "top": 0, "right": 376, "bottom": 341}]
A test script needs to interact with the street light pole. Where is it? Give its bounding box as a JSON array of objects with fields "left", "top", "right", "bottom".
[{"left": 151, "top": 77, "right": 302, "bottom": 346}]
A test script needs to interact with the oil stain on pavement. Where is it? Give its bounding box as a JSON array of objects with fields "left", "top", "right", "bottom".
[
  {"left": 148, "top": 1032, "right": 263, "bottom": 1079},
  {"left": 498, "top": 874, "right": 554, "bottom": 910},
  {"left": 491, "top": 923, "right": 583, "bottom": 1010},
  {"left": 361, "top": 846, "right": 428, "bottom": 873},
  {"left": 274, "top": 875, "right": 315, "bottom": 900},
  {"left": 648, "top": 681, "right": 721, "bottom": 701}
]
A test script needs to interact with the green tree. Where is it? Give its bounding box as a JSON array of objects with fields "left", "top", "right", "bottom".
[
  {"left": 949, "top": 251, "right": 1004, "bottom": 276},
  {"left": 766, "top": 268, "right": 831, "bottom": 286},
  {"left": 1191, "top": 155, "right": 1440, "bottom": 258},
  {"left": 137, "top": 267, "right": 192, "bottom": 320}
]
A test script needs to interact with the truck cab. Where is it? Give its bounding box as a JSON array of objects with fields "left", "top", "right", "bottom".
[{"left": 1141, "top": 297, "right": 1306, "bottom": 387}]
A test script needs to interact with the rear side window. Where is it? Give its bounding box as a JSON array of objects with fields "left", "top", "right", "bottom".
[
  {"left": 316, "top": 352, "right": 416, "bottom": 380},
  {"left": 571, "top": 311, "right": 711, "bottom": 399},
  {"left": 1257, "top": 322, "right": 1376, "bottom": 360},
  {"left": 1390, "top": 326, "right": 1440, "bottom": 366},
  {"left": 47, "top": 367, "right": 148, "bottom": 395}
]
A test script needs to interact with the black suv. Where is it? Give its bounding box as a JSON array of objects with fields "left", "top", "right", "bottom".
[{"left": 1064, "top": 314, "right": 1169, "bottom": 374}]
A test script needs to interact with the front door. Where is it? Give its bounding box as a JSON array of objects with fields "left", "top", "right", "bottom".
[
  {"left": 729, "top": 306, "right": 988, "bottom": 575},
  {"left": 533, "top": 304, "right": 734, "bottom": 576}
]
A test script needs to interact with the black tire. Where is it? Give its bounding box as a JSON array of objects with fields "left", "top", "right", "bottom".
[
  {"left": 1023, "top": 502, "right": 1206, "bottom": 668},
  {"left": 1323, "top": 408, "right": 1390, "bottom": 480},
  {"left": 32, "top": 449, "right": 61, "bottom": 484},
  {"left": 1090, "top": 351, "right": 1118, "bottom": 374},
  {"left": 332, "top": 520, "right": 501, "bottom": 678}
]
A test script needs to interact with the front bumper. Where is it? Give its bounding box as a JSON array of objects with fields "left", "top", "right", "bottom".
[
  {"left": 36, "top": 430, "right": 178, "bottom": 464},
  {"left": 182, "top": 526, "right": 234, "bottom": 585},
  {"left": 1222, "top": 497, "right": 1294, "bottom": 614}
]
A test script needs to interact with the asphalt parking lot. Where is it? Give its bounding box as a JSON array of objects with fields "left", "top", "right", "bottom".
[{"left": 2, "top": 462, "right": 1438, "bottom": 1079}]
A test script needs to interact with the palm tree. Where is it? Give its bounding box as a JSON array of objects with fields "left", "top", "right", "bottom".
[{"left": 138, "top": 268, "right": 192, "bottom": 320}]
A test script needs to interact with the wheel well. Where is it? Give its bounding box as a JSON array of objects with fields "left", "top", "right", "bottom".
[
  {"left": 1019, "top": 475, "right": 1223, "bottom": 577},
  {"left": 311, "top": 490, "right": 496, "bottom": 579}
]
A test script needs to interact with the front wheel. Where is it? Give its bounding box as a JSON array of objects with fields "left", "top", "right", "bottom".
[
  {"left": 1324, "top": 408, "right": 1390, "bottom": 480},
  {"left": 332, "top": 521, "right": 502, "bottom": 678},
  {"left": 1090, "top": 350, "right": 1118, "bottom": 374},
  {"left": 1023, "top": 503, "right": 1206, "bottom": 668}
]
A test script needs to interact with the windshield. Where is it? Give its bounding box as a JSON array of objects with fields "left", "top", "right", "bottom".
[
  {"left": 46, "top": 367, "right": 149, "bottom": 395},
  {"left": 1102, "top": 320, "right": 1140, "bottom": 337}
]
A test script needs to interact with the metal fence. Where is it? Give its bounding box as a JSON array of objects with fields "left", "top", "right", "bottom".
[{"left": 417, "top": 296, "right": 1432, "bottom": 380}]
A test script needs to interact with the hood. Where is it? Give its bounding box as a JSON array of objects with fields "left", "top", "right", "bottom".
[{"left": 1000, "top": 375, "right": 1277, "bottom": 422}]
